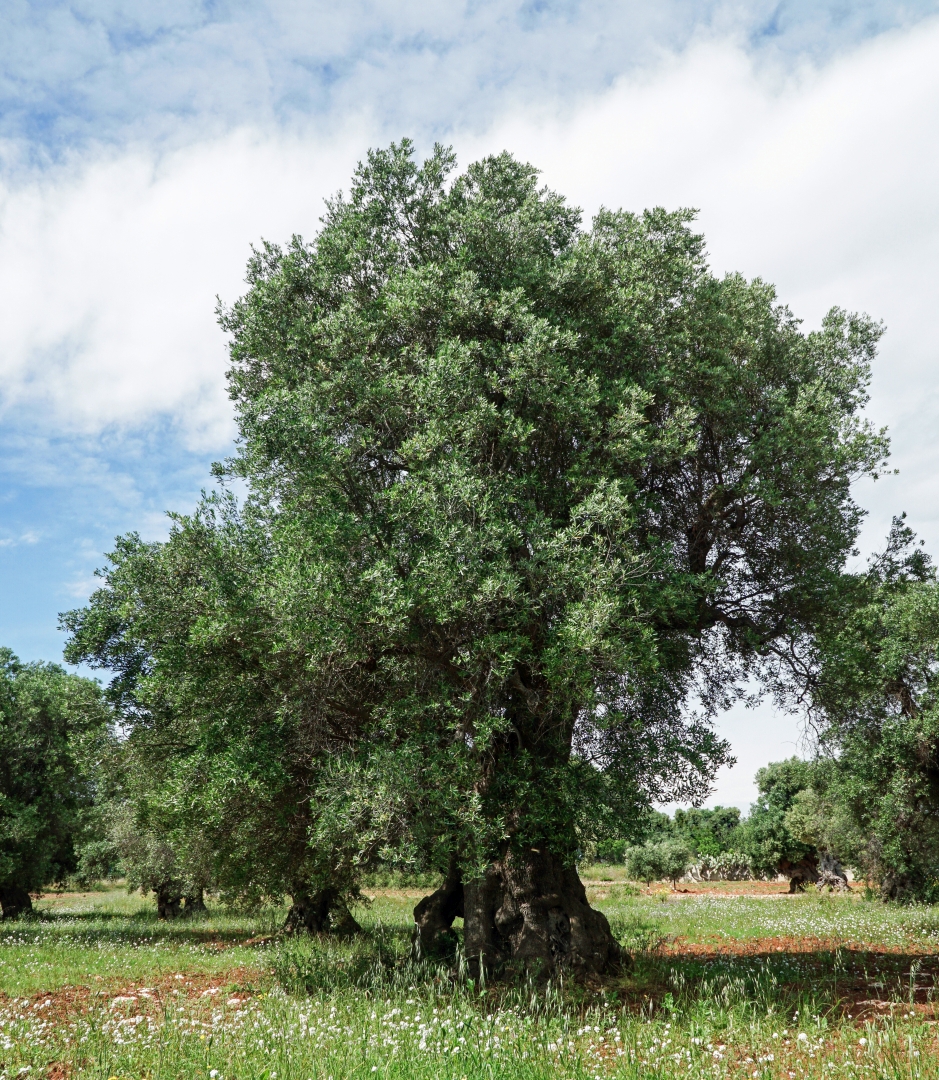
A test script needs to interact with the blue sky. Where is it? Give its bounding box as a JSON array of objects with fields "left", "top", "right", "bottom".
[{"left": 3, "top": 0, "right": 939, "bottom": 807}]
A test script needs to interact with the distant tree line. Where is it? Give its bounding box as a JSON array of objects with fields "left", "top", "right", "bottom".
[
  {"left": 3, "top": 144, "right": 939, "bottom": 973},
  {"left": 594, "top": 759, "right": 839, "bottom": 891}
]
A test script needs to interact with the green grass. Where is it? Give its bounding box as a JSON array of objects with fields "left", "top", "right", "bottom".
[
  {"left": 0, "top": 888, "right": 272, "bottom": 997},
  {"left": 2, "top": 883, "right": 939, "bottom": 1080},
  {"left": 608, "top": 889, "right": 939, "bottom": 946}
]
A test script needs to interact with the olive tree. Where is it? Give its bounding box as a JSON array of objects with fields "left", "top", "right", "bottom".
[
  {"left": 213, "top": 141, "right": 885, "bottom": 976},
  {"left": 0, "top": 649, "right": 109, "bottom": 918},
  {"left": 739, "top": 758, "right": 819, "bottom": 890},
  {"left": 624, "top": 841, "right": 691, "bottom": 888},
  {"left": 63, "top": 502, "right": 365, "bottom": 932},
  {"left": 809, "top": 520, "right": 939, "bottom": 901}
]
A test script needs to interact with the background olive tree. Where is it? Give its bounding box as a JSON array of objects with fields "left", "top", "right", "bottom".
[
  {"left": 0, "top": 649, "right": 110, "bottom": 918},
  {"left": 64, "top": 505, "right": 366, "bottom": 930},
  {"left": 807, "top": 520, "right": 939, "bottom": 901}
]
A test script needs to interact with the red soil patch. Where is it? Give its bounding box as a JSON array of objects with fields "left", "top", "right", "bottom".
[
  {"left": 666, "top": 881, "right": 794, "bottom": 896},
  {"left": 585, "top": 880, "right": 798, "bottom": 901},
  {"left": 661, "top": 933, "right": 939, "bottom": 957},
  {"left": 0, "top": 968, "right": 263, "bottom": 1024},
  {"left": 646, "top": 935, "right": 939, "bottom": 1022}
]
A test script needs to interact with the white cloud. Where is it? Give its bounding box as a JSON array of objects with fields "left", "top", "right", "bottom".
[
  {"left": 655, "top": 698, "right": 808, "bottom": 812},
  {"left": 62, "top": 571, "right": 105, "bottom": 600},
  {"left": 0, "top": 529, "right": 40, "bottom": 548},
  {"left": 4, "top": 18, "right": 936, "bottom": 518},
  {"left": 0, "top": 124, "right": 371, "bottom": 448},
  {"left": 4, "top": 1, "right": 937, "bottom": 157}
]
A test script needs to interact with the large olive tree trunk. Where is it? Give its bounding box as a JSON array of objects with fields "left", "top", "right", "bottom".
[
  {"left": 779, "top": 856, "right": 820, "bottom": 893},
  {"left": 414, "top": 848, "right": 622, "bottom": 980},
  {"left": 414, "top": 860, "right": 464, "bottom": 958},
  {"left": 0, "top": 885, "right": 33, "bottom": 920},
  {"left": 880, "top": 872, "right": 917, "bottom": 902}
]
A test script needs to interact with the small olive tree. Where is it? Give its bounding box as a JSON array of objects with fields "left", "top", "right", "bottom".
[
  {"left": 625, "top": 842, "right": 691, "bottom": 888},
  {"left": 738, "top": 758, "right": 819, "bottom": 890},
  {"left": 64, "top": 510, "right": 365, "bottom": 933},
  {"left": 810, "top": 521, "right": 939, "bottom": 901}
]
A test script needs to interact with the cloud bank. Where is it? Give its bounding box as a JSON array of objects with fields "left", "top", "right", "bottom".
[
  {"left": 4, "top": 1, "right": 937, "bottom": 154},
  {"left": 0, "top": 127, "right": 368, "bottom": 448}
]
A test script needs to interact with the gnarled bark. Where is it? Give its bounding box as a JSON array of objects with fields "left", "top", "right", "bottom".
[
  {"left": 414, "top": 849, "right": 624, "bottom": 980},
  {"left": 330, "top": 896, "right": 363, "bottom": 936},
  {"left": 879, "top": 872, "right": 917, "bottom": 902},
  {"left": 815, "top": 852, "right": 850, "bottom": 892},
  {"left": 0, "top": 885, "right": 33, "bottom": 920},
  {"left": 285, "top": 887, "right": 362, "bottom": 935},
  {"left": 779, "top": 856, "right": 820, "bottom": 893},
  {"left": 461, "top": 847, "right": 623, "bottom": 980}
]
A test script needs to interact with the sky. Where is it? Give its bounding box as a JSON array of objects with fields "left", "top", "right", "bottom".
[{"left": 2, "top": 0, "right": 939, "bottom": 810}]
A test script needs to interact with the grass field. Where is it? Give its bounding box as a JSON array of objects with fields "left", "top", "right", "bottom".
[{"left": 2, "top": 875, "right": 939, "bottom": 1080}]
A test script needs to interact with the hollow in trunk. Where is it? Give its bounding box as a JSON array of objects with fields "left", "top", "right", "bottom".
[
  {"left": 779, "top": 856, "right": 820, "bottom": 893},
  {"left": 414, "top": 860, "right": 464, "bottom": 958},
  {"left": 183, "top": 889, "right": 208, "bottom": 916},
  {"left": 156, "top": 886, "right": 183, "bottom": 919}
]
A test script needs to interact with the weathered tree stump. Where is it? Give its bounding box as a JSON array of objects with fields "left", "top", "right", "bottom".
[{"left": 815, "top": 852, "right": 850, "bottom": 892}]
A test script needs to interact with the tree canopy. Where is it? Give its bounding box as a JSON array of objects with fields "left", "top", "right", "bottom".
[
  {"left": 672, "top": 806, "right": 742, "bottom": 857},
  {"left": 737, "top": 757, "right": 817, "bottom": 882},
  {"left": 63, "top": 504, "right": 363, "bottom": 931}
]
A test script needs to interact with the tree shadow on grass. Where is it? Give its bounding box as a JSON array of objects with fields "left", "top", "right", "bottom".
[{"left": 619, "top": 944, "right": 939, "bottom": 1020}]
